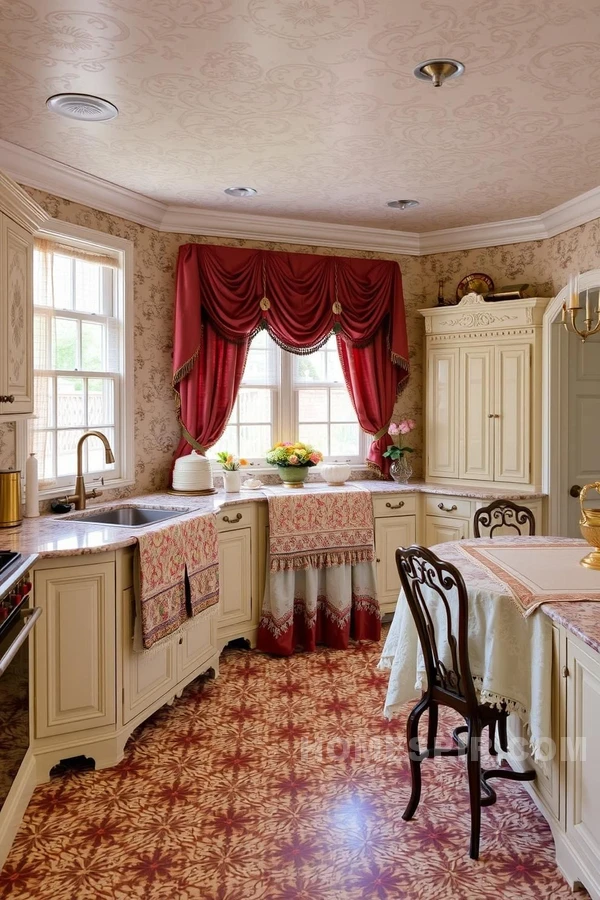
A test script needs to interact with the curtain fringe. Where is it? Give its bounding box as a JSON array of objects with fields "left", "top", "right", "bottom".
[
  {"left": 172, "top": 346, "right": 200, "bottom": 387},
  {"left": 391, "top": 351, "right": 409, "bottom": 369}
]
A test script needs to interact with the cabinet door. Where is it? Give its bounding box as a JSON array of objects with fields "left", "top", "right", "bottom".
[
  {"left": 217, "top": 527, "right": 252, "bottom": 631},
  {"left": 426, "top": 347, "right": 459, "bottom": 478},
  {"left": 494, "top": 343, "right": 531, "bottom": 483},
  {"left": 566, "top": 636, "right": 600, "bottom": 888},
  {"left": 178, "top": 612, "right": 217, "bottom": 682},
  {"left": 0, "top": 215, "right": 33, "bottom": 416},
  {"left": 425, "top": 515, "right": 470, "bottom": 546},
  {"left": 122, "top": 587, "right": 177, "bottom": 725},
  {"left": 459, "top": 347, "right": 494, "bottom": 481},
  {"left": 374, "top": 516, "right": 416, "bottom": 613},
  {"left": 34, "top": 562, "right": 116, "bottom": 737}
]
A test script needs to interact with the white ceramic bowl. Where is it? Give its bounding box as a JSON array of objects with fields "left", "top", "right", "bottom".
[{"left": 320, "top": 463, "right": 352, "bottom": 485}]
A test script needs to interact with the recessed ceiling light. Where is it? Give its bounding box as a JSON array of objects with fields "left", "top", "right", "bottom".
[
  {"left": 413, "top": 59, "right": 465, "bottom": 87},
  {"left": 46, "top": 93, "right": 119, "bottom": 121},
  {"left": 224, "top": 186, "right": 258, "bottom": 198},
  {"left": 387, "top": 199, "right": 420, "bottom": 210}
]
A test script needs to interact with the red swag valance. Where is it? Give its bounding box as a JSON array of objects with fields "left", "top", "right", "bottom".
[{"left": 172, "top": 244, "right": 409, "bottom": 476}]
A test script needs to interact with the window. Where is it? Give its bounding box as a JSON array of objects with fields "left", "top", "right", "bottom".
[
  {"left": 210, "top": 332, "right": 368, "bottom": 465},
  {"left": 27, "top": 227, "right": 133, "bottom": 494}
]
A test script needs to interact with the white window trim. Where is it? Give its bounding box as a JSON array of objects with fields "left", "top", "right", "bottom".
[
  {"left": 17, "top": 218, "right": 135, "bottom": 499},
  {"left": 208, "top": 339, "right": 371, "bottom": 473}
]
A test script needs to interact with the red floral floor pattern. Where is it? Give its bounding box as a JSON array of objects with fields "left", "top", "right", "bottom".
[{"left": 0, "top": 637, "right": 588, "bottom": 900}]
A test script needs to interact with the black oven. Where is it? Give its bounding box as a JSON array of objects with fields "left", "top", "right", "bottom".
[{"left": 0, "top": 552, "right": 39, "bottom": 812}]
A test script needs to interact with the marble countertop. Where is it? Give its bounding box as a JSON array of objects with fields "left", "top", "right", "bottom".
[
  {"left": 543, "top": 602, "right": 600, "bottom": 656},
  {"left": 0, "top": 479, "right": 546, "bottom": 558}
]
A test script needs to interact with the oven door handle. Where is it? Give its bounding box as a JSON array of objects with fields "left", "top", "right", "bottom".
[{"left": 0, "top": 607, "right": 42, "bottom": 676}]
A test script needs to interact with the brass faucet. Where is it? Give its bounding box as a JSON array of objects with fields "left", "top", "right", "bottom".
[{"left": 61, "top": 431, "right": 115, "bottom": 511}]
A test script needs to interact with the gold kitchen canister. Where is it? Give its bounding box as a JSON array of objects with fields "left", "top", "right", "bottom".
[
  {"left": 579, "top": 481, "right": 600, "bottom": 569},
  {"left": 0, "top": 470, "right": 22, "bottom": 528}
]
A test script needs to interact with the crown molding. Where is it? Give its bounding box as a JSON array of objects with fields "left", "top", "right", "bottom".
[
  {"left": 1, "top": 138, "right": 600, "bottom": 254},
  {"left": 0, "top": 168, "right": 48, "bottom": 233}
]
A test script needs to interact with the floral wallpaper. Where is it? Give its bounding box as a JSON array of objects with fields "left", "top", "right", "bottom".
[{"left": 1, "top": 184, "right": 599, "bottom": 495}]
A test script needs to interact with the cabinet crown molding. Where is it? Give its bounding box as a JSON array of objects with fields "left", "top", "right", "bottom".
[
  {"left": 0, "top": 170, "right": 48, "bottom": 233},
  {"left": 420, "top": 294, "right": 551, "bottom": 336}
]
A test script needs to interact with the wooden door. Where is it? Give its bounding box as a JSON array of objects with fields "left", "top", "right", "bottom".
[
  {"left": 566, "top": 635, "right": 600, "bottom": 894},
  {"left": 426, "top": 347, "right": 459, "bottom": 478},
  {"left": 217, "top": 527, "right": 253, "bottom": 632},
  {"left": 34, "top": 562, "right": 116, "bottom": 737},
  {"left": 0, "top": 215, "right": 33, "bottom": 416},
  {"left": 425, "top": 515, "right": 470, "bottom": 546},
  {"left": 567, "top": 328, "right": 600, "bottom": 537},
  {"left": 494, "top": 343, "right": 531, "bottom": 483},
  {"left": 122, "top": 587, "right": 177, "bottom": 725},
  {"left": 374, "top": 516, "right": 416, "bottom": 614},
  {"left": 459, "top": 346, "right": 494, "bottom": 481},
  {"left": 178, "top": 612, "right": 217, "bottom": 682}
]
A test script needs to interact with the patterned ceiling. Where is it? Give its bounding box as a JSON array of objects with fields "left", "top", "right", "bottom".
[{"left": 1, "top": 0, "right": 600, "bottom": 232}]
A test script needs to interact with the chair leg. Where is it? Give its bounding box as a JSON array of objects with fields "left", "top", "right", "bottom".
[
  {"left": 427, "top": 701, "right": 439, "bottom": 756},
  {"left": 488, "top": 719, "right": 497, "bottom": 756},
  {"left": 498, "top": 713, "right": 508, "bottom": 753},
  {"left": 466, "top": 719, "right": 482, "bottom": 860},
  {"left": 402, "top": 697, "right": 429, "bottom": 821}
]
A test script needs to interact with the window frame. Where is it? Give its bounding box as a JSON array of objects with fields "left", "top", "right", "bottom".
[
  {"left": 17, "top": 219, "right": 134, "bottom": 498},
  {"left": 209, "top": 333, "right": 370, "bottom": 471}
]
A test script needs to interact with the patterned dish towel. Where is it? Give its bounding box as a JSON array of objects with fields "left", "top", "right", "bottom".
[
  {"left": 135, "top": 513, "right": 219, "bottom": 650},
  {"left": 257, "top": 486, "right": 380, "bottom": 655}
]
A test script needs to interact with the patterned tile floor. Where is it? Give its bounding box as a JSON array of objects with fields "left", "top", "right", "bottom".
[{"left": 0, "top": 637, "right": 588, "bottom": 900}]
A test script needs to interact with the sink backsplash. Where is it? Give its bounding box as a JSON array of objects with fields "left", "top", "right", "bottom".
[{"left": 0, "top": 422, "right": 16, "bottom": 471}]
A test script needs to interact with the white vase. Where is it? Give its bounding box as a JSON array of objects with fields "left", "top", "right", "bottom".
[{"left": 223, "top": 470, "right": 241, "bottom": 493}]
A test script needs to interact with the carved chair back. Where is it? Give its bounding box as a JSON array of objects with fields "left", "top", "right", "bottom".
[
  {"left": 473, "top": 499, "right": 535, "bottom": 539},
  {"left": 395, "top": 545, "right": 479, "bottom": 716}
]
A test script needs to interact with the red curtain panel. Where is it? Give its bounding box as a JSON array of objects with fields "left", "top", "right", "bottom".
[{"left": 172, "top": 244, "right": 409, "bottom": 473}]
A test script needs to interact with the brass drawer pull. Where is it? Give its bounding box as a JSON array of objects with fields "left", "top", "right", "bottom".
[
  {"left": 385, "top": 501, "right": 405, "bottom": 510},
  {"left": 0, "top": 394, "right": 15, "bottom": 403},
  {"left": 438, "top": 503, "right": 458, "bottom": 513},
  {"left": 222, "top": 513, "right": 242, "bottom": 524}
]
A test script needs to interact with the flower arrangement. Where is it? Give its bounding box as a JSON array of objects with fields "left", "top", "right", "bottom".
[
  {"left": 266, "top": 441, "right": 323, "bottom": 468},
  {"left": 383, "top": 418, "right": 416, "bottom": 461},
  {"left": 216, "top": 451, "right": 247, "bottom": 471}
]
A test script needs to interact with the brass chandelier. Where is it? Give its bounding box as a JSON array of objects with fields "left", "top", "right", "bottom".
[{"left": 562, "top": 274, "right": 600, "bottom": 341}]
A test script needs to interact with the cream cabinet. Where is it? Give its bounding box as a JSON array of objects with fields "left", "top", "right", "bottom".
[
  {"left": 563, "top": 633, "right": 600, "bottom": 897},
  {"left": 33, "top": 559, "right": 117, "bottom": 739},
  {"left": 374, "top": 515, "right": 416, "bottom": 614},
  {"left": 421, "top": 293, "right": 549, "bottom": 491},
  {"left": 216, "top": 502, "right": 266, "bottom": 650},
  {"left": 0, "top": 172, "right": 47, "bottom": 419}
]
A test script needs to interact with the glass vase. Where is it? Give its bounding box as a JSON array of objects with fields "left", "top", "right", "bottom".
[{"left": 390, "top": 456, "right": 412, "bottom": 484}]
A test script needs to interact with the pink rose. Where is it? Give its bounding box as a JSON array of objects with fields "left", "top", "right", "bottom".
[
  {"left": 388, "top": 422, "right": 400, "bottom": 436},
  {"left": 289, "top": 454, "right": 299, "bottom": 465},
  {"left": 309, "top": 452, "right": 321, "bottom": 464},
  {"left": 399, "top": 418, "right": 416, "bottom": 434}
]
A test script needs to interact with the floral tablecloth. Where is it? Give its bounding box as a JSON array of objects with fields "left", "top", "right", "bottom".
[
  {"left": 257, "top": 484, "right": 380, "bottom": 655},
  {"left": 379, "top": 536, "right": 592, "bottom": 757}
]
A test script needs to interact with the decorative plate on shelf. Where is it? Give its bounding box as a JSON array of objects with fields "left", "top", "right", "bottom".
[{"left": 456, "top": 273, "right": 494, "bottom": 301}]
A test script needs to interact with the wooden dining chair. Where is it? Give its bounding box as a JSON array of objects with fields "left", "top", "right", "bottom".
[
  {"left": 395, "top": 544, "right": 536, "bottom": 860},
  {"left": 473, "top": 499, "right": 535, "bottom": 538}
]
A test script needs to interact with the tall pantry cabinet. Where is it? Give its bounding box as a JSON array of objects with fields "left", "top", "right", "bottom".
[
  {"left": 0, "top": 172, "right": 48, "bottom": 418},
  {"left": 420, "top": 293, "right": 550, "bottom": 492}
]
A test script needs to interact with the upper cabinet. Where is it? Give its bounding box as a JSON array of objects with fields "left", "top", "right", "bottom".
[
  {"left": 0, "top": 171, "right": 48, "bottom": 419},
  {"left": 421, "top": 293, "right": 550, "bottom": 490}
]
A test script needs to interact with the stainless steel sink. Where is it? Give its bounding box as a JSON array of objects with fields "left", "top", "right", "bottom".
[{"left": 67, "top": 506, "right": 188, "bottom": 528}]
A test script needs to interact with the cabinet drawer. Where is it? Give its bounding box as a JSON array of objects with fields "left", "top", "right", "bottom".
[
  {"left": 372, "top": 494, "right": 417, "bottom": 517},
  {"left": 217, "top": 505, "right": 253, "bottom": 532},
  {"left": 425, "top": 495, "right": 472, "bottom": 519}
]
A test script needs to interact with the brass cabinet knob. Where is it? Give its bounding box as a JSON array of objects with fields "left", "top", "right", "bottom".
[{"left": 570, "top": 485, "right": 582, "bottom": 498}]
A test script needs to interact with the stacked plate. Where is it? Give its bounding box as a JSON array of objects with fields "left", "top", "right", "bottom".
[{"left": 172, "top": 451, "right": 214, "bottom": 493}]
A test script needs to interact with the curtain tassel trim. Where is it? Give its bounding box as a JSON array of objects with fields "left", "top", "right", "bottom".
[{"left": 172, "top": 346, "right": 200, "bottom": 388}]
